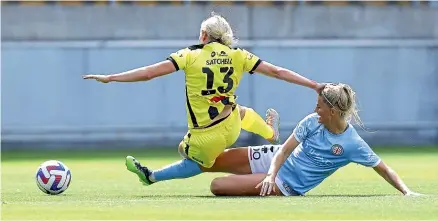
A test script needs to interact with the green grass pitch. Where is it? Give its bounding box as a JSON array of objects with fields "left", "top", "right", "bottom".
[{"left": 1, "top": 146, "right": 438, "bottom": 220}]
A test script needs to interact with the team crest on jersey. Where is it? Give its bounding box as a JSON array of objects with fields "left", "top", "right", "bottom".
[{"left": 331, "top": 144, "right": 344, "bottom": 156}]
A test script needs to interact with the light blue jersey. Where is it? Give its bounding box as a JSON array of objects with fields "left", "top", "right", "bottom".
[{"left": 276, "top": 113, "right": 381, "bottom": 196}]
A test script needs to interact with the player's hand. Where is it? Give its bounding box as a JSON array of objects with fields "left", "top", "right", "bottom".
[
  {"left": 82, "top": 75, "right": 111, "bottom": 83},
  {"left": 255, "top": 175, "right": 276, "bottom": 196},
  {"left": 315, "top": 83, "right": 326, "bottom": 94},
  {"left": 405, "top": 191, "right": 424, "bottom": 197}
]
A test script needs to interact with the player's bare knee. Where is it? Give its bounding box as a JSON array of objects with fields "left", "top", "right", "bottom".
[
  {"left": 239, "top": 105, "right": 247, "bottom": 119},
  {"left": 210, "top": 177, "right": 226, "bottom": 196},
  {"left": 178, "top": 143, "right": 189, "bottom": 159}
]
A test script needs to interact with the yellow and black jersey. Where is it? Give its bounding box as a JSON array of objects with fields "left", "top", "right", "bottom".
[{"left": 167, "top": 42, "right": 261, "bottom": 129}]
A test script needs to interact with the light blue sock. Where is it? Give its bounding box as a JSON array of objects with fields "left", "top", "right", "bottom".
[{"left": 150, "top": 159, "right": 202, "bottom": 182}]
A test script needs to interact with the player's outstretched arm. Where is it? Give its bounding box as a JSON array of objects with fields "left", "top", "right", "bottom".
[
  {"left": 256, "top": 134, "right": 300, "bottom": 196},
  {"left": 254, "top": 61, "right": 325, "bottom": 93},
  {"left": 373, "top": 161, "right": 423, "bottom": 196},
  {"left": 83, "top": 60, "right": 177, "bottom": 83}
]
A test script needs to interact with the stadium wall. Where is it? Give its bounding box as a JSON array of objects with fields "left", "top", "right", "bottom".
[
  {"left": 2, "top": 4, "right": 438, "bottom": 40},
  {"left": 2, "top": 5, "right": 438, "bottom": 149}
]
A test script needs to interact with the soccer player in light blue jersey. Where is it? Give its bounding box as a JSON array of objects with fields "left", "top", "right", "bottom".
[{"left": 203, "top": 83, "right": 422, "bottom": 197}]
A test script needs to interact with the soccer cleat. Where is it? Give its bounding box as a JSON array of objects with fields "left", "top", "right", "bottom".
[
  {"left": 125, "top": 156, "right": 154, "bottom": 186},
  {"left": 265, "top": 108, "right": 280, "bottom": 144}
]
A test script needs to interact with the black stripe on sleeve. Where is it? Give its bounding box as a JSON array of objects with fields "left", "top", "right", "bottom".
[
  {"left": 249, "top": 59, "right": 262, "bottom": 74},
  {"left": 185, "top": 87, "right": 198, "bottom": 127},
  {"left": 167, "top": 57, "right": 179, "bottom": 71}
]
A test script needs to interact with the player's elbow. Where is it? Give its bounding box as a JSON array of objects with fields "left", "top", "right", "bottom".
[
  {"left": 140, "top": 73, "right": 153, "bottom": 81},
  {"left": 142, "top": 70, "right": 164, "bottom": 81},
  {"left": 135, "top": 67, "right": 154, "bottom": 81},
  {"left": 265, "top": 65, "right": 286, "bottom": 80},
  {"left": 274, "top": 68, "right": 290, "bottom": 80}
]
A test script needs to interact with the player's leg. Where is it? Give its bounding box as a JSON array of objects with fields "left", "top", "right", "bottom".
[
  {"left": 125, "top": 132, "right": 203, "bottom": 185},
  {"left": 203, "top": 144, "right": 281, "bottom": 175},
  {"left": 125, "top": 143, "right": 279, "bottom": 185},
  {"left": 145, "top": 145, "right": 251, "bottom": 184},
  {"left": 125, "top": 156, "right": 201, "bottom": 185},
  {"left": 210, "top": 174, "right": 283, "bottom": 196},
  {"left": 201, "top": 147, "right": 251, "bottom": 175},
  {"left": 150, "top": 108, "right": 241, "bottom": 182},
  {"left": 239, "top": 105, "right": 280, "bottom": 144},
  {"left": 125, "top": 107, "right": 242, "bottom": 185},
  {"left": 200, "top": 107, "right": 249, "bottom": 174},
  {"left": 209, "top": 144, "right": 284, "bottom": 196}
]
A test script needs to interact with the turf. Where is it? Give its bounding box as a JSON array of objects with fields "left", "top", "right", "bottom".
[{"left": 1, "top": 146, "right": 438, "bottom": 220}]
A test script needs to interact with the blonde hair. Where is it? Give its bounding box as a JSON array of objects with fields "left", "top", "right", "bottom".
[
  {"left": 320, "top": 83, "right": 365, "bottom": 130},
  {"left": 201, "top": 12, "right": 236, "bottom": 46}
]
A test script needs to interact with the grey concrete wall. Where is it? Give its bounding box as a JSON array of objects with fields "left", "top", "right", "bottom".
[{"left": 2, "top": 5, "right": 438, "bottom": 40}]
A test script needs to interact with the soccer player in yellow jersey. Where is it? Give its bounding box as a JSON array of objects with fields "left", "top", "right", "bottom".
[{"left": 83, "top": 13, "right": 325, "bottom": 186}]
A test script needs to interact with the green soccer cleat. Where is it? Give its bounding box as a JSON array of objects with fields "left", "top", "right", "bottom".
[
  {"left": 125, "top": 156, "right": 154, "bottom": 186},
  {"left": 266, "top": 108, "right": 280, "bottom": 145}
]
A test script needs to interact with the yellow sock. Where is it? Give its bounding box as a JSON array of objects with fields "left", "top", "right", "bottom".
[{"left": 241, "top": 108, "right": 274, "bottom": 140}]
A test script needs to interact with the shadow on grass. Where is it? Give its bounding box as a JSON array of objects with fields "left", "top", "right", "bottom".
[
  {"left": 305, "top": 194, "right": 396, "bottom": 198},
  {"left": 132, "top": 194, "right": 396, "bottom": 199},
  {"left": 133, "top": 194, "right": 261, "bottom": 199}
]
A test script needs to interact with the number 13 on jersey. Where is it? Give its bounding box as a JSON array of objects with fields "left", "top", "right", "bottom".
[{"left": 201, "top": 67, "right": 234, "bottom": 96}]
